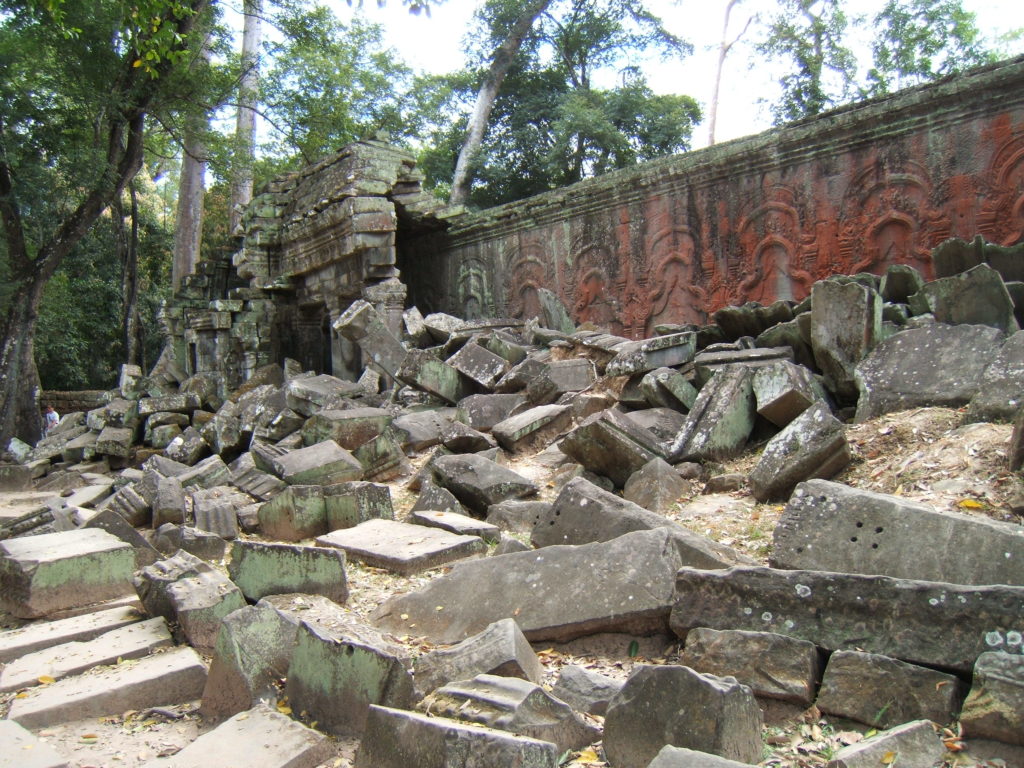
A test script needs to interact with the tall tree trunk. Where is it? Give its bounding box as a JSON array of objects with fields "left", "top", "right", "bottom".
[
  {"left": 0, "top": 274, "right": 50, "bottom": 443},
  {"left": 172, "top": 117, "right": 207, "bottom": 292},
  {"left": 121, "top": 182, "right": 141, "bottom": 366},
  {"left": 708, "top": 0, "right": 752, "bottom": 146},
  {"left": 229, "top": 0, "right": 262, "bottom": 235},
  {"left": 450, "top": 0, "right": 552, "bottom": 206}
]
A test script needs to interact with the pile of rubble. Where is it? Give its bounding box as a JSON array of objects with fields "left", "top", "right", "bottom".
[{"left": 1, "top": 236, "right": 1024, "bottom": 768}]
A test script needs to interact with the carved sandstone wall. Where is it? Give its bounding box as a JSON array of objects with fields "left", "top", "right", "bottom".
[{"left": 403, "top": 56, "right": 1024, "bottom": 338}]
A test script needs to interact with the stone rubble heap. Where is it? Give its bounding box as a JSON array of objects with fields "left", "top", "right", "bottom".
[{"left": 1, "top": 236, "right": 1024, "bottom": 767}]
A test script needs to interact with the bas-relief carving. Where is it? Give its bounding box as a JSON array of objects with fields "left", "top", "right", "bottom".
[
  {"left": 506, "top": 237, "right": 552, "bottom": 322},
  {"left": 456, "top": 255, "right": 490, "bottom": 320},
  {"left": 736, "top": 191, "right": 815, "bottom": 305},
  {"left": 567, "top": 229, "right": 624, "bottom": 334},
  {"left": 645, "top": 226, "right": 707, "bottom": 331},
  {"left": 979, "top": 128, "right": 1024, "bottom": 245}
]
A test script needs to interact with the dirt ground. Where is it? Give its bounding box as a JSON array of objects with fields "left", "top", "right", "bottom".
[{"left": 1, "top": 406, "right": 1022, "bottom": 768}]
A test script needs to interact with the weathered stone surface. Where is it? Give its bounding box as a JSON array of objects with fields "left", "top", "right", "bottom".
[
  {"left": 141, "top": 703, "right": 331, "bottom": 768},
  {"left": 7, "top": 646, "right": 207, "bottom": 729},
  {"left": 810, "top": 279, "right": 882, "bottom": 401},
  {"left": 825, "top": 720, "right": 946, "bottom": 768},
  {"left": 961, "top": 651, "right": 1024, "bottom": 746},
  {"left": 532, "top": 477, "right": 747, "bottom": 569},
  {"left": 815, "top": 649, "right": 963, "bottom": 728},
  {"left": 854, "top": 324, "right": 1004, "bottom": 422},
  {"left": 880, "top": 263, "right": 925, "bottom": 303},
  {"left": 414, "top": 617, "right": 543, "bottom": 694},
  {"left": 669, "top": 366, "right": 756, "bottom": 463},
  {"left": 910, "top": 263, "right": 1019, "bottom": 333},
  {"left": 772, "top": 479, "right": 1024, "bottom": 585},
  {"left": 0, "top": 617, "right": 172, "bottom": 693},
  {"left": 391, "top": 409, "right": 454, "bottom": 451},
  {"left": 679, "top": 628, "right": 821, "bottom": 706},
  {"left": 284, "top": 374, "right": 362, "bottom": 416},
  {"left": 422, "top": 674, "right": 600, "bottom": 753},
  {"left": 317, "top": 518, "right": 485, "bottom": 575},
  {"left": 551, "top": 664, "right": 624, "bottom": 716},
  {"left": 492, "top": 404, "right": 571, "bottom": 453},
  {"left": 622, "top": 407, "right": 688, "bottom": 443},
  {"left": 135, "top": 550, "right": 213, "bottom": 622},
  {"left": 647, "top": 746, "right": 758, "bottom": 768},
  {"left": 301, "top": 407, "right": 393, "bottom": 449},
  {"left": 431, "top": 453, "right": 538, "bottom": 514},
  {"left": 411, "top": 508, "right": 501, "bottom": 540},
  {"left": 670, "top": 566, "right": 1024, "bottom": 673},
  {"left": 153, "top": 524, "right": 228, "bottom": 561},
  {"left": 375, "top": 528, "right": 686, "bottom": 644},
  {"left": 748, "top": 402, "right": 850, "bottom": 502},
  {"left": 95, "top": 425, "right": 134, "bottom": 458},
  {"left": 354, "top": 704, "right": 559, "bottom": 768},
  {"left": 167, "top": 568, "right": 247, "bottom": 653},
  {"left": 623, "top": 457, "right": 690, "bottom": 513},
  {"left": 603, "top": 665, "right": 763, "bottom": 768},
  {"left": 456, "top": 394, "right": 527, "bottom": 432},
  {"left": 334, "top": 299, "right": 410, "bottom": 378},
  {"left": 751, "top": 360, "right": 825, "bottom": 427},
  {"left": 78, "top": 506, "right": 160, "bottom": 566},
  {"left": 323, "top": 480, "right": 394, "bottom": 529},
  {"left": 692, "top": 346, "right": 794, "bottom": 385},
  {"left": 228, "top": 540, "right": 348, "bottom": 603},
  {"left": 229, "top": 453, "right": 287, "bottom": 501},
  {"left": 967, "top": 330, "right": 1024, "bottom": 422},
  {"left": 190, "top": 485, "right": 244, "bottom": 539},
  {"left": 448, "top": 342, "right": 510, "bottom": 390},
  {"left": 164, "top": 427, "right": 210, "bottom": 465},
  {"left": 561, "top": 408, "right": 668, "bottom": 487},
  {"left": 0, "top": 719, "right": 68, "bottom": 768},
  {"left": 399, "top": 349, "right": 470, "bottom": 404},
  {"left": 439, "top": 419, "right": 496, "bottom": 452},
  {"left": 285, "top": 616, "right": 415, "bottom": 736},
  {"left": 272, "top": 440, "right": 363, "bottom": 485},
  {"left": 486, "top": 499, "right": 551, "bottom": 534},
  {"left": 605, "top": 332, "right": 696, "bottom": 377},
  {"left": 0, "top": 604, "right": 142, "bottom": 664},
  {"left": 99, "top": 482, "right": 150, "bottom": 526},
  {"left": 0, "top": 529, "right": 135, "bottom": 619},
  {"left": 138, "top": 394, "right": 201, "bottom": 416},
  {"left": 177, "top": 454, "right": 231, "bottom": 490},
  {"left": 412, "top": 478, "right": 468, "bottom": 517},
  {"left": 0, "top": 463, "right": 34, "bottom": 491},
  {"left": 353, "top": 429, "right": 411, "bottom": 481},
  {"left": 257, "top": 485, "right": 327, "bottom": 541}
]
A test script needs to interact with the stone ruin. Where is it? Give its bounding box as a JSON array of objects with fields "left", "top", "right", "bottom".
[{"left": 2, "top": 58, "right": 1024, "bottom": 768}]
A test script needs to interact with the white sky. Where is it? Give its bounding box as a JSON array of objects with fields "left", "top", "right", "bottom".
[{"left": 336, "top": 0, "right": 1023, "bottom": 148}]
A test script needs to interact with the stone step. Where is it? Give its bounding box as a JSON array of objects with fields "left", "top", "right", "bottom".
[
  {"left": 0, "top": 720, "right": 68, "bottom": 768},
  {"left": 7, "top": 646, "right": 207, "bottom": 729},
  {"left": 0, "top": 604, "right": 143, "bottom": 664},
  {"left": 0, "top": 617, "right": 173, "bottom": 693}
]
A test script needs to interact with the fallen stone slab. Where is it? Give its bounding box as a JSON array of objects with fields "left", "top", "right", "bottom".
[
  {"left": 140, "top": 703, "right": 331, "bottom": 768},
  {"left": 0, "top": 464, "right": 34, "bottom": 491},
  {"left": 456, "top": 394, "right": 527, "bottom": 432},
  {"left": 333, "top": 299, "right": 410, "bottom": 379},
  {"left": 0, "top": 720, "right": 68, "bottom": 768},
  {"left": 399, "top": 349, "right": 470, "bottom": 404},
  {"left": 815, "top": 649, "right": 963, "bottom": 729},
  {"left": 532, "top": 477, "right": 749, "bottom": 570},
  {"left": 413, "top": 617, "right": 543, "bottom": 694},
  {"left": 679, "top": 628, "right": 821, "bottom": 706},
  {"left": 323, "top": 480, "right": 394, "bottom": 530},
  {"left": 357, "top": 705, "right": 559, "bottom": 767},
  {"left": 605, "top": 331, "right": 697, "bottom": 377},
  {"left": 966, "top": 329, "right": 1024, "bottom": 422},
  {"left": 229, "top": 453, "right": 286, "bottom": 501},
  {"left": 164, "top": 427, "right": 210, "bottom": 465},
  {"left": 772, "top": 479, "right": 1024, "bottom": 585},
  {"left": 752, "top": 360, "right": 826, "bottom": 427},
  {"left": 176, "top": 454, "right": 231, "bottom": 490},
  {"left": 7, "top": 646, "right": 207, "bottom": 729},
  {"left": 640, "top": 368, "right": 698, "bottom": 412},
  {"left": 301, "top": 407, "right": 393, "bottom": 450},
  {"left": 622, "top": 457, "right": 690, "bottom": 514},
  {"left": 78, "top": 506, "right": 161, "bottom": 566},
  {"left": 153, "top": 524, "right": 227, "bottom": 561},
  {"left": 811, "top": 279, "right": 882, "bottom": 401},
  {"left": 0, "top": 528, "right": 135, "bottom": 619},
  {"left": 272, "top": 440, "right": 363, "bottom": 485},
  {"left": 410, "top": 508, "right": 501, "bottom": 541},
  {"left": 421, "top": 673, "right": 600, "bottom": 753},
  {"left": 854, "top": 323, "right": 1005, "bottom": 421},
  {"left": 431, "top": 453, "right": 538, "bottom": 514},
  {"left": 551, "top": 664, "right": 624, "bottom": 716},
  {"left": 135, "top": 550, "right": 214, "bottom": 622},
  {"left": 228, "top": 540, "right": 348, "bottom": 603},
  {"left": 257, "top": 485, "right": 327, "bottom": 542},
  {"left": 910, "top": 263, "right": 1019, "bottom": 333},
  {"left": 603, "top": 665, "right": 763, "bottom": 768},
  {"left": 412, "top": 479, "right": 468, "bottom": 518},
  {"left": 448, "top": 341, "right": 510, "bottom": 389},
  {"left": 374, "top": 528, "right": 686, "bottom": 644},
  {"left": 670, "top": 566, "right": 1024, "bottom": 673},
  {"left": 316, "top": 518, "right": 485, "bottom": 576},
  {"left": 0, "top": 617, "right": 173, "bottom": 693},
  {"left": 825, "top": 720, "right": 946, "bottom": 768},
  {"left": 669, "top": 366, "right": 756, "bottom": 463},
  {"left": 492, "top": 404, "right": 572, "bottom": 453},
  {"left": 960, "top": 651, "right": 1024, "bottom": 746},
  {"left": 168, "top": 568, "right": 247, "bottom": 653},
  {"left": 692, "top": 346, "right": 794, "bottom": 385},
  {"left": 646, "top": 746, "right": 757, "bottom": 768},
  {"left": 151, "top": 474, "right": 186, "bottom": 527},
  {"left": 486, "top": 499, "right": 551, "bottom": 534},
  {"left": 561, "top": 408, "right": 669, "bottom": 487},
  {"left": 286, "top": 615, "right": 415, "bottom": 735},
  {"left": 99, "top": 482, "right": 150, "bottom": 527},
  {"left": 0, "top": 604, "right": 142, "bottom": 664},
  {"left": 748, "top": 402, "right": 850, "bottom": 502},
  {"left": 353, "top": 429, "right": 411, "bottom": 481},
  {"left": 284, "top": 373, "right": 363, "bottom": 416},
  {"left": 439, "top": 420, "right": 497, "bottom": 452}
]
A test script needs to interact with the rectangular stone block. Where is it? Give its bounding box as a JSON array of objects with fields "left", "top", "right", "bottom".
[
  {"left": 492, "top": 404, "right": 572, "bottom": 453},
  {"left": 258, "top": 485, "right": 327, "bottom": 542},
  {"left": 773, "top": 479, "right": 1024, "bottom": 585},
  {"left": 0, "top": 529, "right": 136, "bottom": 619},
  {"left": 670, "top": 566, "right": 1024, "bottom": 673},
  {"left": 273, "top": 440, "right": 363, "bottom": 486},
  {"left": 0, "top": 604, "right": 142, "bottom": 664},
  {"left": 605, "top": 332, "right": 696, "bottom": 376},
  {"left": 301, "top": 407, "right": 392, "bottom": 450},
  {"left": 0, "top": 464, "right": 34, "bottom": 491},
  {"left": 323, "top": 481, "right": 394, "bottom": 530},
  {"left": 7, "top": 646, "right": 207, "bottom": 729},
  {"left": 0, "top": 617, "right": 173, "bottom": 693},
  {"left": 228, "top": 540, "right": 348, "bottom": 603},
  {"left": 447, "top": 342, "right": 510, "bottom": 390}
]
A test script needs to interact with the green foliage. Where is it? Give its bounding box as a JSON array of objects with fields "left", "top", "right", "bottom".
[
  {"left": 419, "top": 0, "right": 699, "bottom": 207},
  {"left": 866, "top": 0, "right": 992, "bottom": 95},
  {"left": 757, "top": 0, "right": 856, "bottom": 123}
]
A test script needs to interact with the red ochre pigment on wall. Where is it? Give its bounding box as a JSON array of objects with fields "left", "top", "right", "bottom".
[{"left": 403, "top": 56, "right": 1024, "bottom": 338}]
